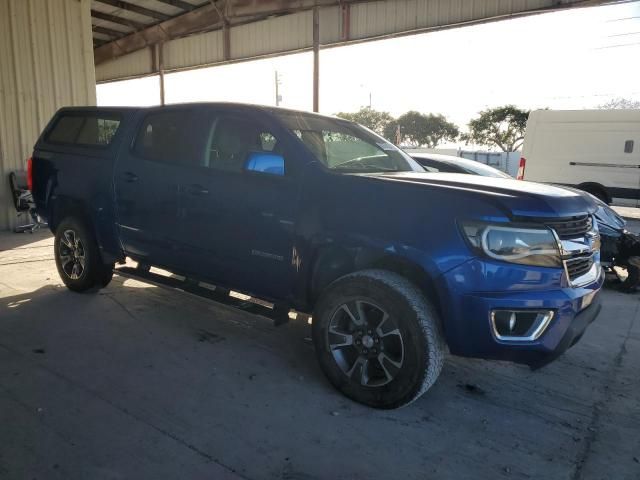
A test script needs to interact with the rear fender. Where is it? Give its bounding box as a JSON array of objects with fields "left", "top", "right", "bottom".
[{"left": 49, "top": 195, "right": 123, "bottom": 264}]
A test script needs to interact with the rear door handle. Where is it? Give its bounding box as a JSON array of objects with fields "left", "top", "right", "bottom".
[
  {"left": 122, "top": 171, "right": 139, "bottom": 183},
  {"left": 184, "top": 184, "right": 209, "bottom": 196}
]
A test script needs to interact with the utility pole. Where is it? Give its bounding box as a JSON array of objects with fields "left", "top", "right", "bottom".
[{"left": 275, "top": 70, "right": 282, "bottom": 106}]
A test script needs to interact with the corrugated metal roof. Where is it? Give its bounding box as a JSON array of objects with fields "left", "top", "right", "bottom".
[
  {"left": 0, "top": 0, "right": 96, "bottom": 230},
  {"left": 96, "top": 0, "right": 621, "bottom": 83},
  {"left": 165, "top": 30, "right": 225, "bottom": 70},
  {"left": 97, "top": 47, "right": 155, "bottom": 80},
  {"left": 91, "top": 0, "right": 208, "bottom": 48},
  {"left": 231, "top": 10, "right": 313, "bottom": 59}
]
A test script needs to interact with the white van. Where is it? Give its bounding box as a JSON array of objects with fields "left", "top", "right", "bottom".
[{"left": 521, "top": 109, "right": 640, "bottom": 206}]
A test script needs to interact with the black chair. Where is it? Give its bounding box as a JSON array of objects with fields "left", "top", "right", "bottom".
[{"left": 8, "top": 171, "right": 46, "bottom": 233}]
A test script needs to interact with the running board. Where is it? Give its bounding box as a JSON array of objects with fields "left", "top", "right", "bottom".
[{"left": 114, "top": 266, "right": 291, "bottom": 326}]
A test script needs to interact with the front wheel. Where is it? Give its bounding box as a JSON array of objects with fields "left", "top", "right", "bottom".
[
  {"left": 312, "top": 269, "right": 445, "bottom": 409},
  {"left": 54, "top": 217, "right": 114, "bottom": 292}
]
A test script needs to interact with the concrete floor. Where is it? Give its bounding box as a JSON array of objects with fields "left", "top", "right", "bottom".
[{"left": 0, "top": 231, "right": 639, "bottom": 480}]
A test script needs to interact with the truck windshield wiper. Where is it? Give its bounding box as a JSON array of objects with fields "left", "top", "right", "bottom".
[{"left": 332, "top": 161, "right": 397, "bottom": 172}]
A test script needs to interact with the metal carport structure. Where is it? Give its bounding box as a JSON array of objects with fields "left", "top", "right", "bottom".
[
  {"left": 0, "top": 0, "right": 627, "bottom": 229},
  {"left": 91, "top": 0, "right": 627, "bottom": 109}
]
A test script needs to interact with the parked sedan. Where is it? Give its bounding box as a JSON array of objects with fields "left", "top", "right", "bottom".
[{"left": 411, "top": 152, "right": 512, "bottom": 178}]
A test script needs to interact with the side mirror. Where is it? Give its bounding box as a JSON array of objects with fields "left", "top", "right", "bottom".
[{"left": 244, "top": 151, "right": 285, "bottom": 176}]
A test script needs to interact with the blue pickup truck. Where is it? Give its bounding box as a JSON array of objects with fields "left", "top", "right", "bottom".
[{"left": 29, "top": 103, "right": 603, "bottom": 408}]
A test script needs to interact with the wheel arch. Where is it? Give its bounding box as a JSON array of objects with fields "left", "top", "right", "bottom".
[
  {"left": 308, "top": 245, "right": 444, "bottom": 319},
  {"left": 49, "top": 196, "right": 123, "bottom": 264},
  {"left": 49, "top": 196, "right": 94, "bottom": 234},
  {"left": 576, "top": 182, "right": 611, "bottom": 204}
]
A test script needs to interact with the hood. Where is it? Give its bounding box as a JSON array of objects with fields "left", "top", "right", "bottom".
[{"left": 360, "top": 172, "right": 598, "bottom": 219}]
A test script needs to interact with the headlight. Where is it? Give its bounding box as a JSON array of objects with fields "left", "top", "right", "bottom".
[{"left": 461, "top": 222, "right": 561, "bottom": 267}]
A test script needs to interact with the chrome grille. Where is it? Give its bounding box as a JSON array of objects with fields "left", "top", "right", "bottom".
[
  {"left": 546, "top": 215, "right": 592, "bottom": 240},
  {"left": 565, "top": 254, "right": 594, "bottom": 281}
]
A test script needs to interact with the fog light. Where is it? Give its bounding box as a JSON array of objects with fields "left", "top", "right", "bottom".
[{"left": 490, "top": 310, "right": 554, "bottom": 342}]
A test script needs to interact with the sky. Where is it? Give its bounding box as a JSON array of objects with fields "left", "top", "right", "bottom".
[{"left": 97, "top": 2, "right": 640, "bottom": 130}]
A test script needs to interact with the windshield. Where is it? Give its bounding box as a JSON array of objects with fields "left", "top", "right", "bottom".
[{"left": 273, "top": 111, "right": 422, "bottom": 173}]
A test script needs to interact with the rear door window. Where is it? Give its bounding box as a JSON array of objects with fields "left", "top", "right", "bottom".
[
  {"left": 47, "top": 114, "right": 121, "bottom": 146},
  {"left": 133, "top": 110, "right": 202, "bottom": 166}
]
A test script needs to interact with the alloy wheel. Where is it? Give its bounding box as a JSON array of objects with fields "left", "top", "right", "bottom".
[
  {"left": 327, "top": 300, "right": 405, "bottom": 387},
  {"left": 59, "top": 229, "right": 86, "bottom": 280}
]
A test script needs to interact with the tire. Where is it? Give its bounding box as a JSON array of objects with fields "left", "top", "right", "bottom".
[
  {"left": 97, "top": 266, "right": 114, "bottom": 288},
  {"left": 580, "top": 186, "right": 608, "bottom": 204},
  {"left": 312, "top": 269, "right": 446, "bottom": 409},
  {"left": 54, "top": 217, "right": 114, "bottom": 292}
]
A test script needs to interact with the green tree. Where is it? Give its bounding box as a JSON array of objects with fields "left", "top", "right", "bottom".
[
  {"left": 425, "top": 113, "right": 459, "bottom": 147},
  {"left": 335, "top": 107, "right": 394, "bottom": 136},
  {"left": 383, "top": 119, "right": 400, "bottom": 143},
  {"left": 392, "top": 111, "right": 459, "bottom": 147},
  {"left": 463, "top": 105, "right": 529, "bottom": 152}
]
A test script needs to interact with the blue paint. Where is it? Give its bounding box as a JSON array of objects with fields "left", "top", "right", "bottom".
[
  {"left": 30, "top": 103, "right": 603, "bottom": 368},
  {"left": 245, "top": 152, "right": 285, "bottom": 176}
]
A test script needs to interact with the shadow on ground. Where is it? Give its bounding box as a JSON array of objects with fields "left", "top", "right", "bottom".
[{"left": 0, "top": 275, "right": 638, "bottom": 480}]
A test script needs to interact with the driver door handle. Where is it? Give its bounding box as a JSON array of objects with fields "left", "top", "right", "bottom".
[
  {"left": 184, "top": 184, "right": 209, "bottom": 196},
  {"left": 122, "top": 171, "right": 139, "bottom": 183}
]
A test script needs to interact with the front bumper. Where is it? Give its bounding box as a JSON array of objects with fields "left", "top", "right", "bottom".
[
  {"left": 528, "top": 296, "right": 601, "bottom": 369},
  {"left": 438, "top": 258, "right": 604, "bottom": 368}
]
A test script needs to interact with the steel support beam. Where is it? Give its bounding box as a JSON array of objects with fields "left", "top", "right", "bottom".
[
  {"left": 223, "top": 21, "right": 231, "bottom": 61},
  {"left": 312, "top": 7, "right": 319, "bottom": 112},
  {"left": 93, "top": 25, "right": 127, "bottom": 39},
  {"left": 94, "top": 0, "right": 366, "bottom": 66},
  {"left": 91, "top": 10, "right": 145, "bottom": 30},
  {"left": 94, "top": 0, "right": 623, "bottom": 72},
  {"left": 341, "top": 3, "right": 350, "bottom": 41},
  {"left": 225, "top": 0, "right": 358, "bottom": 18},
  {"left": 95, "top": 0, "right": 171, "bottom": 21},
  {"left": 154, "top": 0, "right": 197, "bottom": 11},
  {"left": 157, "top": 43, "right": 166, "bottom": 106},
  {"left": 94, "top": 4, "right": 222, "bottom": 65}
]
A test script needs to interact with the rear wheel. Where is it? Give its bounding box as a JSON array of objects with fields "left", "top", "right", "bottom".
[
  {"left": 54, "top": 217, "right": 114, "bottom": 292},
  {"left": 312, "top": 269, "right": 445, "bottom": 409}
]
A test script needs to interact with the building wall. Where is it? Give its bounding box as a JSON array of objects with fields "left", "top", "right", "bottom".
[{"left": 0, "top": 0, "right": 96, "bottom": 230}]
